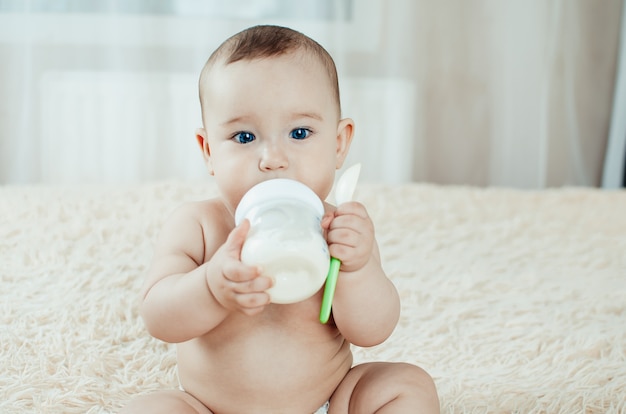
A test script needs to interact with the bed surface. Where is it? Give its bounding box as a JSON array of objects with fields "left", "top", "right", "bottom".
[{"left": 1, "top": 181, "right": 625, "bottom": 413}]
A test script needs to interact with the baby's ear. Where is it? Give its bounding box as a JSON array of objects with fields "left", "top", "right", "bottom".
[
  {"left": 195, "top": 128, "right": 214, "bottom": 175},
  {"left": 335, "top": 118, "right": 355, "bottom": 169}
]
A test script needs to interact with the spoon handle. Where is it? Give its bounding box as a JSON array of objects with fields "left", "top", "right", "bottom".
[
  {"left": 319, "top": 163, "right": 361, "bottom": 324},
  {"left": 319, "top": 257, "right": 341, "bottom": 323}
]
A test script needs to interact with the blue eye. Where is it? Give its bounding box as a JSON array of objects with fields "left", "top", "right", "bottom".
[
  {"left": 234, "top": 132, "right": 255, "bottom": 144},
  {"left": 290, "top": 128, "right": 311, "bottom": 140}
]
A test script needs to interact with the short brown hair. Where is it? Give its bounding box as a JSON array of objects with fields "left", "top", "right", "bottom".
[{"left": 199, "top": 25, "right": 340, "bottom": 122}]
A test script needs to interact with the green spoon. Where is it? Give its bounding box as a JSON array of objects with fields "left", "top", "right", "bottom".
[{"left": 320, "top": 163, "right": 362, "bottom": 324}]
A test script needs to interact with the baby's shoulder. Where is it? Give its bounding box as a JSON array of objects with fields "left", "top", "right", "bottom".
[
  {"left": 174, "top": 197, "right": 223, "bottom": 215},
  {"left": 156, "top": 198, "right": 233, "bottom": 263},
  {"left": 171, "top": 198, "right": 233, "bottom": 239}
]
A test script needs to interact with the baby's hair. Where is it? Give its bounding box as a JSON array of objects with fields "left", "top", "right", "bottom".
[{"left": 199, "top": 25, "right": 340, "bottom": 121}]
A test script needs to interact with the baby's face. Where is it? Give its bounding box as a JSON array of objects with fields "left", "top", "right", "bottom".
[{"left": 199, "top": 51, "right": 352, "bottom": 213}]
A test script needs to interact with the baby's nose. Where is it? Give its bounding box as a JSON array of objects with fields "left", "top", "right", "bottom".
[{"left": 259, "top": 143, "right": 288, "bottom": 171}]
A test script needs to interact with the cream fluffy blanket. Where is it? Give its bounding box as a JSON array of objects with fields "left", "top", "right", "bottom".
[{"left": 1, "top": 182, "right": 625, "bottom": 413}]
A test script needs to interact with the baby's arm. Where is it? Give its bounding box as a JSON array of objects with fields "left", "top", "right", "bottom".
[
  {"left": 323, "top": 202, "right": 400, "bottom": 347},
  {"left": 140, "top": 202, "right": 271, "bottom": 343}
]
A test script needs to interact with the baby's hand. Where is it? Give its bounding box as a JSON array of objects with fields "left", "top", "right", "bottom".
[
  {"left": 206, "top": 220, "right": 272, "bottom": 316},
  {"left": 323, "top": 202, "right": 374, "bottom": 273}
]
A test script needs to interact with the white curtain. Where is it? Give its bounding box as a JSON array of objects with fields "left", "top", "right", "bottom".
[
  {"left": 0, "top": 0, "right": 623, "bottom": 187},
  {"left": 604, "top": 0, "right": 626, "bottom": 188}
]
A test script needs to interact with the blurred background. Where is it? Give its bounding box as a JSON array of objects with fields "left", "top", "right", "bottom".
[{"left": 0, "top": 0, "right": 624, "bottom": 188}]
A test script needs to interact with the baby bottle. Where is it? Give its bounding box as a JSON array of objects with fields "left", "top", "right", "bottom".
[{"left": 234, "top": 179, "right": 330, "bottom": 304}]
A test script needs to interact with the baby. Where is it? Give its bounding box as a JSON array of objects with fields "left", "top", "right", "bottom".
[{"left": 121, "top": 25, "right": 439, "bottom": 414}]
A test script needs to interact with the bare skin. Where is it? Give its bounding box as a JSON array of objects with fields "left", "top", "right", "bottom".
[
  {"left": 121, "top": 41, "right": 439, "bottom": 414},
  {"left": 123, "top": 200, "right": 438, "bottom": 414}
]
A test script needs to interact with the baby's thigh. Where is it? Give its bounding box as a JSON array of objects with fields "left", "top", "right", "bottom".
[
  {"left": 329, "top": 362, "right": 439, "bottom": 414},
  {"left": 119, "top": 390, "right": 213, "bottom": 414}
]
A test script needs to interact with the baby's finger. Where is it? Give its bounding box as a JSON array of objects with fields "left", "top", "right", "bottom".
[
  {"left": 334, "top": 201, "right": 369, "bottom": 218},
  {"left": 326, "top": 227, "right": 361, "bottom": 248},
  {"left": 320, "top": 211, "right": 335, "bottom": 230},
  {"left": 328, "top": 214, "right": 371, "bottom": 240},
  {"left": 233, "top": 275, "right": 273, "bottom": 294},
  {"left": 240, "top": 305, "right": 268, "bottom": 317},
  {"left": 328, "top": 243, "right": 353, "bottom": 263},
  {"left": 235, "top": 292, "right": 271, "bottom": 311},
  {"left": 223, "top": 219, "right": 250, "bottom": 258},
  {"left": 222, "top": 260, "right": 260, "bottom": 283}
]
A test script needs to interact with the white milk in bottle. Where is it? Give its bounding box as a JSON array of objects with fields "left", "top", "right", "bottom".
[{"left": 234, "top": 179, "right": 330, "bottom": 304}]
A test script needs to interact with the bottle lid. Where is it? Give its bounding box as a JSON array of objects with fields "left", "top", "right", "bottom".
[{"left": 235, "top": 179, "right": 324, "bottom": 225}]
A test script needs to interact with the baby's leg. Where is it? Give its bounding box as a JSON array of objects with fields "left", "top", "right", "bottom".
[
  {"left": 329, "top": 362, "right": 439, "bottom": 414},
  {"left": 119, "top": 390, "right": 213, "bottom": 414}
]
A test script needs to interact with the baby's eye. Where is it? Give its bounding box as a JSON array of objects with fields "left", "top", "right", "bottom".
[
  {"left": 234, "top": 132, "right": 256, "bottom": 144},
  {"left": 289, "top": 128, "right": 311, "bottom": 140}
]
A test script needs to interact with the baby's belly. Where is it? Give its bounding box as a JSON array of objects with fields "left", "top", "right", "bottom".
[{"left": 176, "top": 305, "right": 353, "bottom": 414}]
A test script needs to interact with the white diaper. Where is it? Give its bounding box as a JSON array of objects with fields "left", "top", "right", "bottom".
[{"left": 314, "top": 401, "right": 330, "bottom": 414}]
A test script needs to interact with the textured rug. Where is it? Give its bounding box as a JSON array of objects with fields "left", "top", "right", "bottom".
[{"left": 1, "top": 181, "right": 625, "bottom": 413}]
